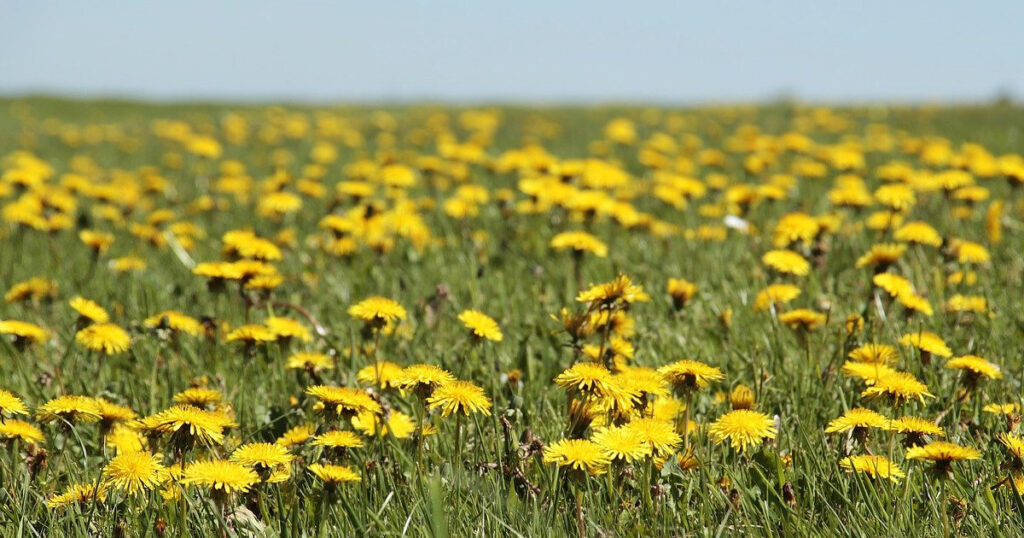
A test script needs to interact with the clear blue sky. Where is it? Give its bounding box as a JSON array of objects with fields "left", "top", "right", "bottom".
[{"left": 2, "top": 1, "right": 1021, "bottom": 104}]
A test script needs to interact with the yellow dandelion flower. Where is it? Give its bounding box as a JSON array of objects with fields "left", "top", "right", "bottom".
[
  {"left": 708, "top": 410, "right": 778, "bottom": 452},
  {"left": 825, "top": 408, "right": 888, "bottom": 434},
  {"left": 543, "top": 439, "right": 610, "bottom": 475},
  {"left": 102, "top": 451, "right": 168, "bottom": 496},
  {"left": 143, "top": 311, "right": 202, "bottom": 335},
  {"left": 426, "top": 380, "right": 492, "bottom": 417},
  {"left": 861, "top": 372, "right": 934, "bottom": 406},
  {"left": 762, "top": 249, "right": 810, "bottom": 276},
  {"left": 549, "top": 231, "right": 608, "bottom": 258},
  {"left": 753, "top": 284, "right": 801, "bottom": 312},
  {"left": 69, "top": 296, "right": 109, "bottom": 324},
  {"left": 591, "top": 425, "right": 651, "bottom": 462},
  {"left": 347, "top": 296, "right": 407, "bottom": 324},
  {"left": 458, "top": 310, "right": 503, "bottom": 342},
  {"left": 76, "top": 323, "right": 131, "bottom": 354},
  {"left": 0, "top": 389, "right": 29, "bottom": 418},
  {"left": 945, "top": 355, "right": 1001, "bottom": 380},
  {"left": 308, "top": 463, "right": 361, "bottom": 485},
  {"left": 839, "top": 455, "right": 904, "bottom": 482},
  {"left": 182, "top": 460, "right": 258, "bottom": 495},
  {"left": 37, "top": 395, "right": 102, "bottom": 424},
  {"left": 658, "top": 359, "right": 725, "bottom": 391}
]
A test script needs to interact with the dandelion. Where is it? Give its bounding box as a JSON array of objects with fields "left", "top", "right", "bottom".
[
  {"left": 356, "top": 361, "right": 404, "bottom": 389},
  {"left": 576, "top": 274, "right": 650, "bottom": 309},
  {"left": 624, "top": 417, "right": 682, "bottom": 457},
  {"left": 591, "top": 425, "right": 650, "bottom": 463},
  {"left": 395, "top": 364, "right": 456, "bottom": 397},
  {"left": 143, "top": 310, "right": 202, "bottom": 336},
  {"left": 231, "top": 442, "right": 294, "bottom": 481},
  {"left": 308, "top": 463, "right": 361, "bottom": 486},
  {"left": 825, "top": 408, "right": 888, "bottom": 440},
  {"left": 861, "top": 372, "right": 934, "bottom": 407},
  {"left": 306, "top": 385, "right": 382, "bottom": 419},
  {"left": 76, "top": 323, "right": 131, "bottom": 354},
  {"left": 102, "top": 451, "right": 168, "bottom": 496},
  {"left": 0, "top": 389, "right": 29, "bottom": 419},
  {"left": 69, "top": 296, "right": 109, "bottom": 325},
  {"left": 458, "top": 310, "right": 503, "bottom": 342},
  {"left": 0, "top": 419, "right": 45, "bottom": 445},
  {"left": 172, "top": 387, "right": 224, "bottom": 408},
  {"left": 658, "top": 360, "right": 724, "bottom": 392},
  {"left": 752, "top": 284, "right": 801, "bottom": 312},
  {"left": 840, "top": 455, "right": 904, "bottom": 482},
  {"left": 888, "top": 416, "right": 945, "bottom": 447},
  {"left": 276, "top": 424, "right": 317, "bottom": 449},
  {"left": 666, "top": 278, "right": 697, "bottom": 309},
  {"left": 348, "top": 296, "right": 407, "bottom": 327},
  {"left": 543, "top": 439, "right": 610, "bottom": 476},
  {"left": 762, "top": 249, "right": 810, "bottom": 276},
  {"left": 906, "top": 441, "right": 980, "bottom": 478},
  {"left": 426, "top": 380, "right": 492, "bottom": 417},
  {"left": 37, "top": 395, "right": 102, "bottom": 424},
  {"left": 182, "top": 459, "right": 259, "bottom": 501},
  {"left": 709, "top": 410, "right": 777, "bottom": 452},
  {"left": 46, "top": 483, "right": 105, "bottom": 510},
  {"left": 0, "top": 319, "right": 49, "bottom": 348}
]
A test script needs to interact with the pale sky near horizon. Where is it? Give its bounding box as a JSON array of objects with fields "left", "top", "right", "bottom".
[{"left": 2, "top": 1, "right": 1022, "bottom": 104}]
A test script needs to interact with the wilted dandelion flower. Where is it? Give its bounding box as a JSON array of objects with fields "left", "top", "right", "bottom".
[
  {"left": 457, "top": 310, "right": 503, "bottom": 342},
  {"left": 427, "top": 380, "right": 492, "bottom": 417},
  {"left": 75, "top": 323, "right": 131, "bottom": 354},
  {"left": 102, "top": 451, "right": 168, "bottom": 496},
  {"left": 840, "top": 455, "right": 904, "bottom": 482},
  {"left": 543, "top": 439, "right": 610, "bottom": 476},
  {"left": 709, "top": 410, "right": 777, "bottom": 452},
  {"left": 658, "top": 360, "right": 724, "bottom": 392},
  {"left": 37, "top": 395, "right": 102, "bottom": 424}
]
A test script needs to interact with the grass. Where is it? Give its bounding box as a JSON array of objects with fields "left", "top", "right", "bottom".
[{"left": 0, "top": 97, "right": 1023, "bottom": 536}]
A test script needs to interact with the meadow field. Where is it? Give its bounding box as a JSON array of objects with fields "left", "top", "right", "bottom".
[{"left": 1, "top": 98, "right": 1024, "bottom": 536}]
